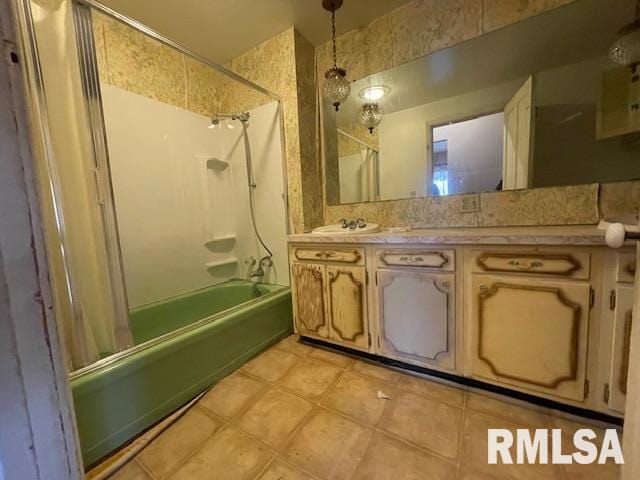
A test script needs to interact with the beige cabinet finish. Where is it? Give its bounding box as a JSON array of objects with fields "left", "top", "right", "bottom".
[
  {"left": 609, "top": 285, "right": 634, "bottom": 413},
  {"left": 616, "top": 251, "right": 636, "bottom": 284},
  {"left": 291, "top": 263, "right": 328, "bottom": 338},
  {"left": 471, "top": 275, "right": 590, "bottom": 401},
  {"left": 377, "top": 269, "right": 455, "bottom": 370},
  {"left": 473, "top": 250, "right": 590, "bottom": 279},
  {"left": 293, "top": 247, "right": 364, "bottom": 265},
  {"left": 327, "top": 265, "right": 369, "bottom": 350},
  {"left": 289, "top": 240, "right": 626, "bottom": 416},
  {"left": 378, "top": 249, "right": 454, "bottom": 270}
]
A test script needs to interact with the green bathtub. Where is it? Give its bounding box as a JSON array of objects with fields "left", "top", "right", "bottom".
[{"left": 70, "top": 280, "right": 293, "bottom": 466}]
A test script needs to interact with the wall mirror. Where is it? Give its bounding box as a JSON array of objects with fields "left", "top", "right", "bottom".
[{"left": 324, "top": 0, "right": 640, "bottom": 205}]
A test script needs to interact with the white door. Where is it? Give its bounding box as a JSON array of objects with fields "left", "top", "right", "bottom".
[{"left": 502, "top": 76, "right": 534, "bottom": 190}]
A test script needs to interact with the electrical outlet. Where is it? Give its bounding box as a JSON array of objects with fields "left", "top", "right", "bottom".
[{"left": 460, "top": 194, "right": 481, "bottom": 213}]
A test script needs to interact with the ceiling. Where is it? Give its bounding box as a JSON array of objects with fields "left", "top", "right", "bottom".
[{"left": 97, "top": 0, "right": 411, "bottom": 64}]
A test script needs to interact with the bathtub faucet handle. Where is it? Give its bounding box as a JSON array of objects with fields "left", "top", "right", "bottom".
[
  {"left": 259, "top": 256, "right": 273, "bottom": 268},
  {"left": 245, "top": 256, "right": 257, "bottom": 266}
]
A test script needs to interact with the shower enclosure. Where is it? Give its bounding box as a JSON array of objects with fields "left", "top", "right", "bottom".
[{"left": 18, "top": 0, "right": 292, "bottom": 466}]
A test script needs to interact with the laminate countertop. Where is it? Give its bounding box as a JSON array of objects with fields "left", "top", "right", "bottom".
[{"left": 288, "top": 225, "right": 619, "bottom": 246}]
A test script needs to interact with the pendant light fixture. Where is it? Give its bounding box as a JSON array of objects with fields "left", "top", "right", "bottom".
[
  {"left": 360, "top": 102, "right": 382, "bottom": 134},
  {"left": 322, "top": 0, "right": 350, "bottom": 111},
  {"left": 610, "top": 0, "right": 640, "bottom": 65}
]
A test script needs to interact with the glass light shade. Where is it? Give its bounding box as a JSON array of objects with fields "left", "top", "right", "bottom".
[
  {"left": 360, "top": 102, "right": 382, "bottom": 133},
  {"left": 610, "top": 22, "right": 640, "bottom": 65},
  {"left": 360, "top": 86, "right": 389, "bottom": 101},
  {"left": 323, "top": 66, "right": 351, "bottom": 111}
]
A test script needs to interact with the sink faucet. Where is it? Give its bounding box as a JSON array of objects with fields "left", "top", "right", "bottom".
[{"left": 339, "top": 218, "right": 367, "bottom": 230}]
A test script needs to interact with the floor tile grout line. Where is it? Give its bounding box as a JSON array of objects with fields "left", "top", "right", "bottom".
[
  {"left": 274, "top": 366, "right": 353, "bottom": 473},
  {"left": 158, "top": 419, "right": 232, "bottom": 479},
  {"left": 249, "top": 452, "right": 278, "bottom": 480},
  {"left": 455, "top": 392, "right": 468, "bottom": 471},
  {"left": 313, "top": 402, "right": 459, "bottom": 468},
  {"left": 133, "top": 457, "right": 154, "bottom": 479}
]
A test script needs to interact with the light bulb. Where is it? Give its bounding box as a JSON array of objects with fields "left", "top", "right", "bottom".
[{"left": 360, "top": 86, "right": 389, "bottom": 102}]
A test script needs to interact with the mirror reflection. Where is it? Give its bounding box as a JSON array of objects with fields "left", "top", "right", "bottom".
[{"left": 325, "top": 0, "right": 640, "bottom": 205}]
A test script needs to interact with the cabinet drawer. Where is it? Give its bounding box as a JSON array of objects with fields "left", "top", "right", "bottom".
[
  {"left": 616, "top": 251, "right": 636, "bottom": 283},
  {"left": 378, "top": 249, "right": 454, "bottom": 270},
  {"left": 293, "top": 247, "right": 364, "bottom": 265},
  {"left": 473, "top": 251, "right": 590, "bottom": 279}
]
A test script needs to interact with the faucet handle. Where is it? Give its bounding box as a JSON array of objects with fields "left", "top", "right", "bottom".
[
  {"left": 356, "top": 218, "right": 367, "bottom": 228},
  {"left": 245, "top": 256, "right": 257, "bottom": 266},
  {"left": 259, "top": 256, "right": 273, "bottom": 267},
  {"left": 339, "top": 218, "right": 348, "bottom": 228}
]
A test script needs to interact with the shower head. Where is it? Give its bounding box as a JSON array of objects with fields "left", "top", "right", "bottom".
[{"left": 209, "top": 112, "right": 250, "bottom": 128}]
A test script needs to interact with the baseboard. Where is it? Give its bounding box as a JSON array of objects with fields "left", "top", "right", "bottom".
[{"left": 300, "top": 336, "right": 624, "bottom": 427}]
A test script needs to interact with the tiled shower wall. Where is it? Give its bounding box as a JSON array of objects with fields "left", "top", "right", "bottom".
[
  {"left": 92, "top": 13, "right": 320, "bottom": 233},
  {"left": 316, "top": 0, "right": 640, "bottom": 228}
]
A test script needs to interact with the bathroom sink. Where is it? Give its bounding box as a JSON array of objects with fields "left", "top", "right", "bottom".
[{"left": 311, "top": 223, "right": 381, "bottom": 235}]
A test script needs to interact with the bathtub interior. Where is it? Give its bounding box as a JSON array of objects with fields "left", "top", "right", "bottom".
[{"left": 129, "top": 279, "right": 286, "bottom": 345}]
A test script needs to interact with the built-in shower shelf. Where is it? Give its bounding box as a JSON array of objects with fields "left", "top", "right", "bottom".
[
  {"left": 204, "top": 157, "right": 229, "bottom": 171},
  {"left": 205, "top": 257, "right": 238, "bottom": 269},
  {"left": 205, "top": 234, "right": 237, "bottom": 244}
]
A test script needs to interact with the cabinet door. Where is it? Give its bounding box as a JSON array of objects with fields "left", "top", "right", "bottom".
[
  {"left": 471, "top": 275, "right": 590, "bottom": 401},
  {"left": 378, "top": 269, "right": 455, "bottom": 371},
  {"left": 326, "top": 265, "right": 369, "bottom": 351},
  {"left": 609, "top": 285, "right": 634, "bottom": 413},
  {"left": 291, "top": 263, "right": 328, "bottom": 338}
]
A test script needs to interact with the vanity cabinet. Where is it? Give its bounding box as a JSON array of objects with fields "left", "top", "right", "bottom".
[
  {"left": 326, "top": 265, "right": 369, "bottom": 350},
  {"left": 608, "top": 285, "right": 634, "bottom": 413},
  {"left": 291, "top": 263, "right": 329, "bottom": 338},
  {"left": 288, "top": 233, "right": 630, "bottom": 417},
  {"left": 290, "top": 246, "right": 369, "bottom": 352},
  {"left": 470, "top": 275, "right": 591, "bottom": 402},
  {"left": 377, "top": 269, "right": 455, "bottom": 371}
]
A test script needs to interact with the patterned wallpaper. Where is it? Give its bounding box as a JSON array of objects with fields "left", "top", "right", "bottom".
[{"left": 316, "top": 0, "right": 640, "bottom": 229}]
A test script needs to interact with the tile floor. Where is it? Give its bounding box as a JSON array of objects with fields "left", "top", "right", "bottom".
[{"left": 91, "top": 335, "right": 621, "bottom": 480}]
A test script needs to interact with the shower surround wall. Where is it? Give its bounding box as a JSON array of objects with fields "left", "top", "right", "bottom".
[
  {"left": 92, "top": 12, "right": 320, "bottom": 233},
  {"left": 101, "top": 85, "right": 288, "bottom": 308}
]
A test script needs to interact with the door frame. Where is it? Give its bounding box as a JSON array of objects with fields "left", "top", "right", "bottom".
[{"left": 1, "top": 1, "right": 82, "bottom": 477}]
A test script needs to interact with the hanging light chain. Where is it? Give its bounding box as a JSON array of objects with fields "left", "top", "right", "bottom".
[{"left": 331, "top": 8, "right": 337, "bottom": 67}]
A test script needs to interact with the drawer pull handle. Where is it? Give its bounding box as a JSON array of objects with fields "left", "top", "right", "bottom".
[
  {"left": 507, "top": 259, "right": 544, "bottom": 270},
  {"left": 314, "top": 252, "right": 323, "bottom": 257},
  {"left": 325, "top": 252, "right": 336, "bottom": 258},
  {"left": 399, "top": 256, "right": 424, "bottom": 263}
]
